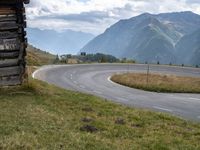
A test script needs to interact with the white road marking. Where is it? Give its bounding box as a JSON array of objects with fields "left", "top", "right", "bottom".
[
  {"left": 107, "top": 76, "right": 125, "bottom": 87},
  {"left": 32, "top": 69, "right": 40, "bottom": 78},
  {"left": 153, "top": 106, "right": 173, "bottom": 112},
  {"left": 107, "top": 76, "right": 115, "bottom": 84},
  {"left": 189, "top": 98, "right": 200, "bottom": 101}
]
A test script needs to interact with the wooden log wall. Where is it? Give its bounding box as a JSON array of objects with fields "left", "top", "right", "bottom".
[{"left": 0, "top": 0, "right": 29, "bottom": 86}]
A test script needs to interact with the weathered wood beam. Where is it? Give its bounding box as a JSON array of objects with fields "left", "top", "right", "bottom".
[
  {"left": 18, "top": 43, "right": 25, "bottom": 60},
  {"left": 0, "top": 15, "right": 17, "bottom": 22},
  {"left": 0, "top": 59, "right": 19, "bottom": 68},
  {"left": 0, "top": 38, "right": 20, "bottom": 51},
  {"left": 0, "top": 22, "right": 18, "bottom": 30},
  {"left": 0, "top": 8, "right": 25, "bottom": 15},
  {"left": 0, "top": 51, "right": 19, "bottom": 58},
  {"left": 0, "top": 21, "right": 26, "bottom": 30},
  {"left": 0, "top": 66, "right": 21, "bottom": 76},
  {"left": 0, "top": 75, "right": 21, "bottom": 86},
  {"left": 0, "top": 8, "right": 16, "bottom": 15},
  {"left": 0, "top": 31, "right": 19, "bottom": 39},
  {"left": 24, "top": 38, "right": 27, "bottom": 48}
]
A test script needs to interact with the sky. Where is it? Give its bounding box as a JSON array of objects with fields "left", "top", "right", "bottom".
[{"left": 26, "top": 0, "right": 200, "bottom": 35}]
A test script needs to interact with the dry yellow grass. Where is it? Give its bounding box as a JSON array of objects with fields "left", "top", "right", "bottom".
[
  {"left": 67, "top": 58, "right": 79, "bottom": 64},
  {"left": 111, "top": 73, "right": 200, "bottom": 93},
  {"left": 26, "top": 45, "right": 56, "bottom": 66}
]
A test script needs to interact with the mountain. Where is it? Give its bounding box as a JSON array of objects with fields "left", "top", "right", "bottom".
[
  {"left": 175, "top": 29, "right": 200, "bottom": 65},
  {"left": 27, "top": 28, "right": 94, "bottom": 55},
  {"left": 191, "top": 46, "right": 200, "bottom": 66},
  {"left": 81, "top": 11, "right": 200, "bottom": 65},
  {"left": 155, "top": 11, "right": 200, "bottom": 35}
]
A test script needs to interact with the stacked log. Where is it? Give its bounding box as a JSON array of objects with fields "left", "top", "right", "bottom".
[{"left": 0, "top": 0, "right": 29, "bottom": 86}]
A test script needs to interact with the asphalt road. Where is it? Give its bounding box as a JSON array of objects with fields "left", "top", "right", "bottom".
[{"left": 33, "top": 64, "right": 200, "bottom": 121}]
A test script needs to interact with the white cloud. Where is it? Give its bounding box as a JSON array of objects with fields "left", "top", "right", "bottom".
[{"left": 26, "top": 0, "right": 200, "bottom": 35}]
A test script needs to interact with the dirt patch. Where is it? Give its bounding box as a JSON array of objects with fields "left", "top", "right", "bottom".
[
  {"left": 80, "top": 125, "right": 98, "bottom": 133},
  {"left": 115, "top": 118, "right": 126, "bottom": 125},
  {"left": 131, "top": 123, "right": 143, "bottom": 128},
  {"left": 81, "top": 117, "right": 93, "bottom": 123}
]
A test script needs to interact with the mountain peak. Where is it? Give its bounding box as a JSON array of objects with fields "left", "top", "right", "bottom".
[
  {"left": 139, "top": 12, "right": 152, "bottom": 17},
  {"left": 81, "top": 11, "right": 200, "bottom": 65},
  {"left": 131, "top": 12, "right": 153, "bottom": 20}
]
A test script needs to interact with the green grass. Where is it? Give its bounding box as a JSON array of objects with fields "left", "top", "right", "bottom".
[
  {"left": 0, "top": 79, "right": 200, "bottom": 149},
  {"left": 111, "top": 73, "right": 200, "bottom": 93}
]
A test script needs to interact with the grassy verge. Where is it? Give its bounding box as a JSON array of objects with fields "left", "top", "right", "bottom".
[
  {"left": 111, "top": 73, "right": 200, "bottom": 93},
  {"left": 0, "top": 79, "right": 200, "bottom": 149},
  {"left": 27, "top": 45, "right": 56, "bottom": 66}
]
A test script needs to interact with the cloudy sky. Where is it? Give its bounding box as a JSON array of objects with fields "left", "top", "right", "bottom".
[{"left": 26, "top": 0, "right": 200, "bottom": 35}]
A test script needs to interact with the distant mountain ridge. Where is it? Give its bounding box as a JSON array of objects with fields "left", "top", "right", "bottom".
[
  {"left": 27, "top": 28, "right": 94, "bottom": 55},
  {"left": 81, "top": 11, "right": 200, "bottom": 65}
]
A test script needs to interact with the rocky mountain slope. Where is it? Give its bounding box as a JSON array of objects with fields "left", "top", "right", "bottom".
[{"left": 81, "top": 11, "right": 200, "bottom": 65}]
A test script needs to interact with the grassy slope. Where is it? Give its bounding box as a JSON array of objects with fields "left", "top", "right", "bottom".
[
  {"left": 0, "top": 79, "right": 200, "bottom": 149},
  {"left": 26, "top": 45, "right": 56, "bottom": 66},
  {"left": 111, "top": 73, "right": 200, "bottom": 93}
]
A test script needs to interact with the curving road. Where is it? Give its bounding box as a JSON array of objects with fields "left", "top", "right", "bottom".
[{"left": 33, "top": 64, "right": 200, "bottom": 121}]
